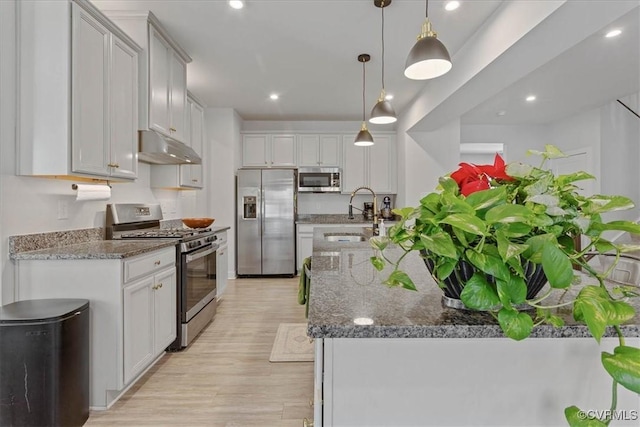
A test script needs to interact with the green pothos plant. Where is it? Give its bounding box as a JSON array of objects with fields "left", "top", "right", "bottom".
[{"left": 370, "top": 145, "right": 640, "bottom": 426}]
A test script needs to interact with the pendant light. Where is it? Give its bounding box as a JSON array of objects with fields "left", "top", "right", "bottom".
[
  {"left": 355, "top": 54, "right": 374, "bottom": 146},
  {"left": 369, "top": 0, "right": 397, "bottom": 125},
  {"left": 404, "top": 0, "right": 452, "bottom": 80}
]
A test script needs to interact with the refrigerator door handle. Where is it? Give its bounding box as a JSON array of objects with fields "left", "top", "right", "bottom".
[{"left": 260, "top": 188, "right": 264, "bottom": 237}]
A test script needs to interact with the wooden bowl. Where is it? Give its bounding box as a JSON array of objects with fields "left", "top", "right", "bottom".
[{"left": 182, "top": 218, "right": 215, "bottom": 229}]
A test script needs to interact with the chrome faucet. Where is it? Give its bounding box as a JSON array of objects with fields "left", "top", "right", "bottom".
[{"left": 348, "top": 186, "right": 379, "bottom": 236}]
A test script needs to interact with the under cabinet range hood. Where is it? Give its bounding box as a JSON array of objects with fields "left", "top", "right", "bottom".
[{"left": 138, "top": 130, "right": 202, "bottom": 165}]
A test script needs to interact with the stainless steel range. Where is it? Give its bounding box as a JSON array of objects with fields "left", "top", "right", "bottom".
[{"left": 106, "top": 203, "right": 218, "bottom": 351}]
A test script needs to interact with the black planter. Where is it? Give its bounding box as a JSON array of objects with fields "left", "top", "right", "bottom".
[{"left": 421, "top": 251, "right": 548, "bottom": 304}]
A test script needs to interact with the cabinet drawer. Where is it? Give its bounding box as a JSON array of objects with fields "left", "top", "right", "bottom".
[
  {"left": 123, "top": 247, "right": 175, "bottom": 284},
  {"left": 215, "top": 231, "right": 227, "bottom": 246}
]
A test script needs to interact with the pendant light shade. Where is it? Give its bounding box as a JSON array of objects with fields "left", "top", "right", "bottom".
[
  {"left": 355, "top": 124, "right": 375, "bottom": 146},
  {"left": 404, "top": 0, "right": 452, "bottom": 80},
  {"left": 370, "top": 0, "right": 397, "bottom": 125},
  {"left": 370, "top": 97, "right": 397, "bottom": 125},
  {"left": 355, "top": 54, "right": 374, "bottom": 147}
]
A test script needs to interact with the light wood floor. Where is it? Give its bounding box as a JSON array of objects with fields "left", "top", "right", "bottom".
[{"left": 86, "top": 277, "right": 313, "bottom": 427}]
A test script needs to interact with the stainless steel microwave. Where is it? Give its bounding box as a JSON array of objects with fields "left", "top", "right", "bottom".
[{"left": 298, "top": 167, "right": 341, "bottom": 193}]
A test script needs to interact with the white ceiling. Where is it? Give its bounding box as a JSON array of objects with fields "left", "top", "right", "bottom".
[
  {"left": 461, "top": 6, "right": 640, "bottom": 125},
  {"left": 92, "top": 0, "right": 640, "bottom": 125}
]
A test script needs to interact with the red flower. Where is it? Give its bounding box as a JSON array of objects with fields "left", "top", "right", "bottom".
[{"left": 450, "top": 154, "right": 512, "bottom": 196}]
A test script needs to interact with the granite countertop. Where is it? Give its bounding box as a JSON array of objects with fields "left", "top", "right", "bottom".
[
  {"left": 297, "top": 214, "right": 397, "bottom": 224},
  {"left": 9, "top": 224, "right": 231, "bottom": 261},
  {"left": 211, "top": 226, "right": 231, "bottom": 234},
  {"left": 307, "top": 226, "right": 640, "bottom": 339},
  {"left": 11, "top": 240, "right": 177, "bottom": 261}
]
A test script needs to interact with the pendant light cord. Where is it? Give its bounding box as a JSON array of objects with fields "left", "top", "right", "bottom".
[
  {"left": 362, "top": 59, "right": 366, "bottom": 121},
  {"left": 381, "top": 2, "right": 385, "bottom": 91},
  {"left": 425, "top": 0, "right": 429, "bottom": 18}
]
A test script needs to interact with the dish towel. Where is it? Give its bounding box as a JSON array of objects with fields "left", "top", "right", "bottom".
[{"left": 298, "top": 257, "right": 311, "bottom": 306}]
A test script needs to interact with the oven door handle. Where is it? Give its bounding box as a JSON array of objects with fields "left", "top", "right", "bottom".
[{"left": 185, "top": 243, "right": 219, "bottom": 263}]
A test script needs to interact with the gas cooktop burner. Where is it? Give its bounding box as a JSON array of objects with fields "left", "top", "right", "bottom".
[{"left": 119, "top": 228, "right": 212, "bottom": 239}]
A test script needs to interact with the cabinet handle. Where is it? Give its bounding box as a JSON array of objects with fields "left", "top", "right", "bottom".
[
  {"left": 303, "top": 418, "right": 313, "bottom": 427},
  {"left": 152, "top": 284, "right": 158, "bottom": 290},
  {"left": 192, "top": 179, "right": 198, "bottom": 182},
  {"left": 170, "top": 127, "right": 177, "bottom": 132},
  {"left": 158, "top": 283, "right": 163, "bottom": 289},
  {"left": 309, "top": 398, "right": 314, "bottom": 408},
  {"left": 107, "top": 163, "right": 119, "bottom": 168},
  {"left": 264, "top": 161, "right": 268, "bottom": 164},
  {"left": 154, "top": 260, "right": 161, "bottom": 266}
]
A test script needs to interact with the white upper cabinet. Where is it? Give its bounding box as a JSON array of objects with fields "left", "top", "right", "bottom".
[
  {"left": 151, "top": 92, "right": 205, "bottom": 189},
  {"left": 109, "top": 36, "right": 139, "bottom": 179},
  {"left": 242, "top": 134, "right": 296, "bottom": 167},
  {"left": 181, "top": 97, "right": 204, "bottom": 187},
  {"left": 149, "top": 27, "right": 171, "bottom": 136},
  {"left": 169, "top": 52, "right": 188, "bottom": 142},
  {"left": 104, "top": 11, "right": 192, "bottom": 143},
  {"left": 342, "top": 133, "right": 396, "bottom": 194},
  {"left": 18, "top": 0, "right": 140, "bottom": 179},
  {"left": 298, "top": 134, "right": 341, "bottom": 167}
]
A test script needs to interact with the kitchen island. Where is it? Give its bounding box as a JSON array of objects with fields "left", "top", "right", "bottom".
[{"left": 307, "top": 227, "right": 640, "bottom": 426}]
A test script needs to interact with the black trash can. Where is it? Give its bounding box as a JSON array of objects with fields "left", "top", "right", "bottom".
[{"left": 0, "top": 299, "right": 90, "bottom": 427}]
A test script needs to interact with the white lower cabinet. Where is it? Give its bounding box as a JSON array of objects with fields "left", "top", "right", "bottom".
[
  {"left": 215, "top": 231, "right": 229, "bottom": 300},
  {"left": 123, "top": 266, "right": 176, "bottom": 384},
  {"left": 15, "top": 246, "right": 176, "bottom": 409}
]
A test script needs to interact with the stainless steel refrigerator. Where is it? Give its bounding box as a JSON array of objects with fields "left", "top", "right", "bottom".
[{"left": 237, "top": 168, "right": 297, "bottom": 276}]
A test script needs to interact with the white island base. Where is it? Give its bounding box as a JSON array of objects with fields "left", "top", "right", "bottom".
[{"left": 315, "top": 337, "right": 640, "bottom": 427}]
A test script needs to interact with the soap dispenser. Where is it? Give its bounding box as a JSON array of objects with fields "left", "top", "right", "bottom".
[{"left": 378, "top": 219, "right": 386, "bottom": 237}]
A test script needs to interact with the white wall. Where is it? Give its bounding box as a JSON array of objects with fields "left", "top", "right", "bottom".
[
  {"left": 600, "top": 92, "right": 640, "bottom": 222},
  {"left": 397, "top": 119, "right": 462, "bottom": 208},
  {"left": 460, "top": 93, "right": 640, "bottom": 224},
  {"left": 460, "top": 124, "right": 549, "bottom": 164},
  {"left": 206, "top": 108, "right": 242, "bottom": 277}
]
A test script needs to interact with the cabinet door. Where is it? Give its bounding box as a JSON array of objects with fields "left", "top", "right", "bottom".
[
  {"left": 149, "top": 27, "right": 171, "bottom": 136},
  {"left": 271, "top": 135, "right": 296, "bottom": 166},
  {"left": 342, "top": 136, "right": 367, "bottom": 193},
  {"left": 243, "top": 134, "right": 269, "bottom": 166},
  {"left": 181, "top": 100, "right": 204, "bottom": 188},
  {"left": 319, "top": 135, "right": 341, "bottom": 167},
  {"left": 71, "top": 5, "right": 110, "bottom": 176},
  {"left": 216, "top": 245, "right": 229, "bottom": 300},
  {"left": 169, "top": 52, "right": 187, "bottom": 142},
  {"left": 368, "top": 135, "right": 395, "bottom": 193},
  {"left": 298, "top": 135, "right": 320, "bottom": 166},
  {"left": 153, "top": 268, "right": 177, "bottom": 354},
  {"left": 297, "top": 225, "right": 314, "bottom": 271},
  {"left": 123, "top": 276, "right": 154, "bottom": 384},
  {"left": 110, "top": 35, "right": 138, "bottom": 179}
]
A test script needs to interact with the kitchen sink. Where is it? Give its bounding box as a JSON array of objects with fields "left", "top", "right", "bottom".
[{"left": 324, "top": 233, "right": 367, "bottom": 242}]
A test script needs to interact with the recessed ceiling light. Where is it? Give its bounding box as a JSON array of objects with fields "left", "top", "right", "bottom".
[
  {"left": 270, "top": 94, "right": 279, "bottom": 100},
  {"left": 385, "top": 94, "right": 394, "bottom": 101},
  {"left": 605, "top": 29, "right": 622, "bottom": 38},
  {"left": 229, "top": 1, "right": 244, "bottom": 10},
  {"left": 526, "top": 95, "right": 536, "bottom": 102},
  {"left": 497, "top": 110, "right": 507, "bottom": 116},
  {"left": 445, "top": 1, "right": 460, "bottom": 11}
]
